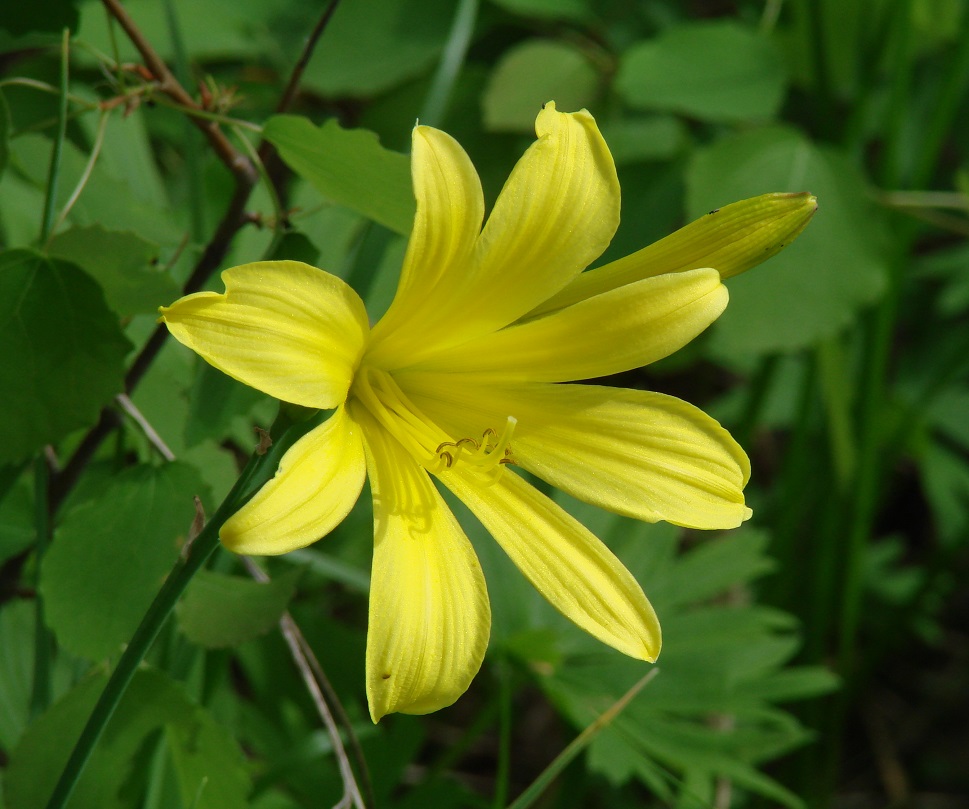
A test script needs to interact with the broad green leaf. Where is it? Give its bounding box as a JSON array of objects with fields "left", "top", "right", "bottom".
[
  {"left": 616, "top": 21, "right": 786, "bottom": 122},
  {"left": 82, "top": 108, "right": 169, "bottom": 210},
  {"left": 77, "top": 0, "right": 275, "bottom": 64},
  {"left": 687, "top": 126, "right": 889, "bottom": 358},
  {"left": 7, "top": 134, "right": 181, "bottom": 245},
  {"left": 176, "top": 568, "right": 302, "bottom": 648},
  {"left": 184, "top": 362, "right": 266, "bottom": 448},
  {"left": 0, "top": 0, "right": 78, "bottom": 35},
  {"left": 0, "top": 249, "right": 130, "bottom": 464},
  {"left": 266, "top": 231, "right": 321, "bottom": 265},
  {"left": 658, "top": 529, "right": 777, "bottom": 607},
  {"left": 47, "top": 225, "right": 178, "bottom": 316},
  {"left": 300, "top": 0, "right": 455, "bottom": 96},
  {"left": 0, "top": 600, "right": 80, "bottom": 752},
  {"left": 4, "top": 134, "right": 174, "bottom": 244},
  {"left": 483, "top": 40, "right": 599, "bottom": 132},
  {"left": 597, "top": 116, "right": 686, "bottom": 165},
  {"left": 263, "top": 115, "right": 414, "bottom": 235},
  {"left": 39, "top": 462, "right": 210, "bottom": 660},
  {"left": 5, "top": 668, "right": 250, "bottom": 809}
]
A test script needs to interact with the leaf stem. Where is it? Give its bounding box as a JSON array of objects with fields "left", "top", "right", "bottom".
[
  {"left": 43, "top": 408, "right": 308, "bottom": 809},
  {"left": 420, "top": 0, "right": 478, "bottom": 128}
]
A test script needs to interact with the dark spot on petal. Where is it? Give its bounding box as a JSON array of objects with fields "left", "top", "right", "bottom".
[{"left": 382, "top": 673, "right": 391, "bottom": 680}]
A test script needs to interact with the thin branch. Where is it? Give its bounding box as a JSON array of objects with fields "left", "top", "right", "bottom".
[
  {"left": 116, "top": 394, "right": 175, "bottom": 462},
  {"left": 100, "top": 0, "right": 257, "bottom": 185},
  {"left": 242, "top": 558, "right": 368, "bottom": 809},
  {"left": 270, "top": 0, "right": 342, "bottom": 118},
  {"left": 49, "top": 1, "right": 346, "bottom": 513}
]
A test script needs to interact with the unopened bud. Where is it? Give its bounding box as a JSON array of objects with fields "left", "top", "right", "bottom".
[{"left": 533, "top": 192, "right": 817, "bottom": 316}]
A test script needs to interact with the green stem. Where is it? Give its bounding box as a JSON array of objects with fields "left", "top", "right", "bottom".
[
  {"left": 505, "top": 670, "right": 658, "bottom": 809},
  {"left": 39, "top": 29, "right": 71, "bottom": 245},
  {"left": 420, "top": 0, "right": 478, "bottom": 128},
  {"left": 817, "top": 337, "right": 856, "bottom": 490},
  {"left": 492, "top": 656, "right": 512, "bottom": 809},
  {"left": 31, "top": 456, "right": 52, "bottom": 718},
  {"left": 43, "top": 407, "right": 311, "bottom": 809}
]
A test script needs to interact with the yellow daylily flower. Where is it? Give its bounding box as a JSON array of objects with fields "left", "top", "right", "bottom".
[{"left": 161, "top": 102, "right": 815, "bottom": 722}]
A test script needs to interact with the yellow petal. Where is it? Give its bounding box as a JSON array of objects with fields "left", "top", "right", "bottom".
[
  {"left": 533, "top": 192, "right": 818, "bottom": 315},
  {"left": 367, "top": 126, "right": 484, "bottom": 366},
  {"left": 353, "top": 404, "right": 491, "bottom": 722},
  {"left": 441, "top": 469, "right": 660, "bottom": 662},
  {"left": 221, "top": 406, "right": 366, "bottom": 554},
  {"left": 406, "top": 379, "right": 750, "bottom": 529},
  {"left": 369, "top": 102, "right": 621, "bottom": 369},
  {"left": 161, "top": 261, "right": 369, "bottom": 409},
  {"left": 401, "top": 268, "right": 726, "bottom": 383}
]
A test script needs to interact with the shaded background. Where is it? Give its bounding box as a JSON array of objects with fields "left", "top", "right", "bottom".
[{"left": 1, "top": 0, "right": 967, "bottom": 807}]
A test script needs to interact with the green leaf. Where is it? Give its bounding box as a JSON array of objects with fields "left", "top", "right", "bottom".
[
  {"left": 616, "top": 22, "right": 786, "bottom": 122},
  {"left": 300, "top": 0, "right": 456, "bottom": 96},
  {"left": 176, "top": 568, "right": 302, "bottom": 648},
  {"left": 263, "top": 115, "right": 415, "bottom": 235},
  {"left": 0, "top": 600, "right": 80, "bottom": 752},
  {"left": 483, "top": 41, "right": 599, "bottom": 132},
  {"left": 184, "top": 362, "right": 266, "bottom": 448},
  {"left": 529, "top": 494, "right": 825, "bottom": 807},
  {"left": 76, "top": 0, "right": 276, "bottom": 65},
  {"left": 597, "top": 116, "right": 686, "bottom": 165},
  {"left": 47, "top": 225, "right": 179, "bottom": 316},
  {"left": 0, "top": 249, "right": 130, "bottom": 464},
  {"left": 0, "top": 468, "right": 34, "bottom": 565},
  {"left": 266, "top": 231, "right": 321, "bottom": 265},
  {"left": 6, "top": 134, "right": 181, "bottom": 246},
  {"left": 919, "top": 438, "right": 969, "bottom": 548},
  {"left": 659, "top": 529, "right": 777, "bottom": 608},
  {"left": 0, "top": 0, "right": 78, "bottom": 35},
  {"left": 686, "top": 126, "right": 889, "bottom": 357},
  {"left": 39, "top": 462, "right": 210, "bottom": 660},
  {"left": 5, "top": 668, "right": 250, "bottom": 809}
]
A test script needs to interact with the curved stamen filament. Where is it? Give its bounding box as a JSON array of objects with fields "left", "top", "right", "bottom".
[
  {"left": 353, "top": 367, "right": 516, "bottom": 483},
  {"left": 432, "top": 417, "right": 517, "bottom": 477}
]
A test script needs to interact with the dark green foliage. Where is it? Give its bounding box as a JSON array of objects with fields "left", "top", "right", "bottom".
[{"left": 1, "top": 1, "right": 967, "bottom": 807}]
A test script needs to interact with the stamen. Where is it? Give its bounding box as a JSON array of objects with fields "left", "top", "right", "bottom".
[
  {"left": 432, "top": 417, "right": 517, "bottom": 481},
  {"left": 352, "top": 366, "right": 516, "bottom": 484}
]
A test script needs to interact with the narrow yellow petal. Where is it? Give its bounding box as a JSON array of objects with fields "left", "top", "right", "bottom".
[
  {"left": 221, "top": 407, "right": 366, "bottom": 554},
  {"left": 441, "top": 470, "right": 660, "bottom": 662},
  {"left": 369, "top": 102, "right": 621, "bottom": 369},
  {"left": 532, "top": 192, "right": 818, "bottom": 315},
  {"left": 406, "top": 379, "right": 750, "bottom": 529},
  {"left": 367, "top": 126, "right": 484, "bottom": 366},
  {"left": 402, "top": 268, "right": 726, "bottom": 383},
  {"left": 353, "top": 404, "right": 491, "bottom": 722},
  {"left": 161, "top": 261, "right": 369, "bottom": 409}
]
